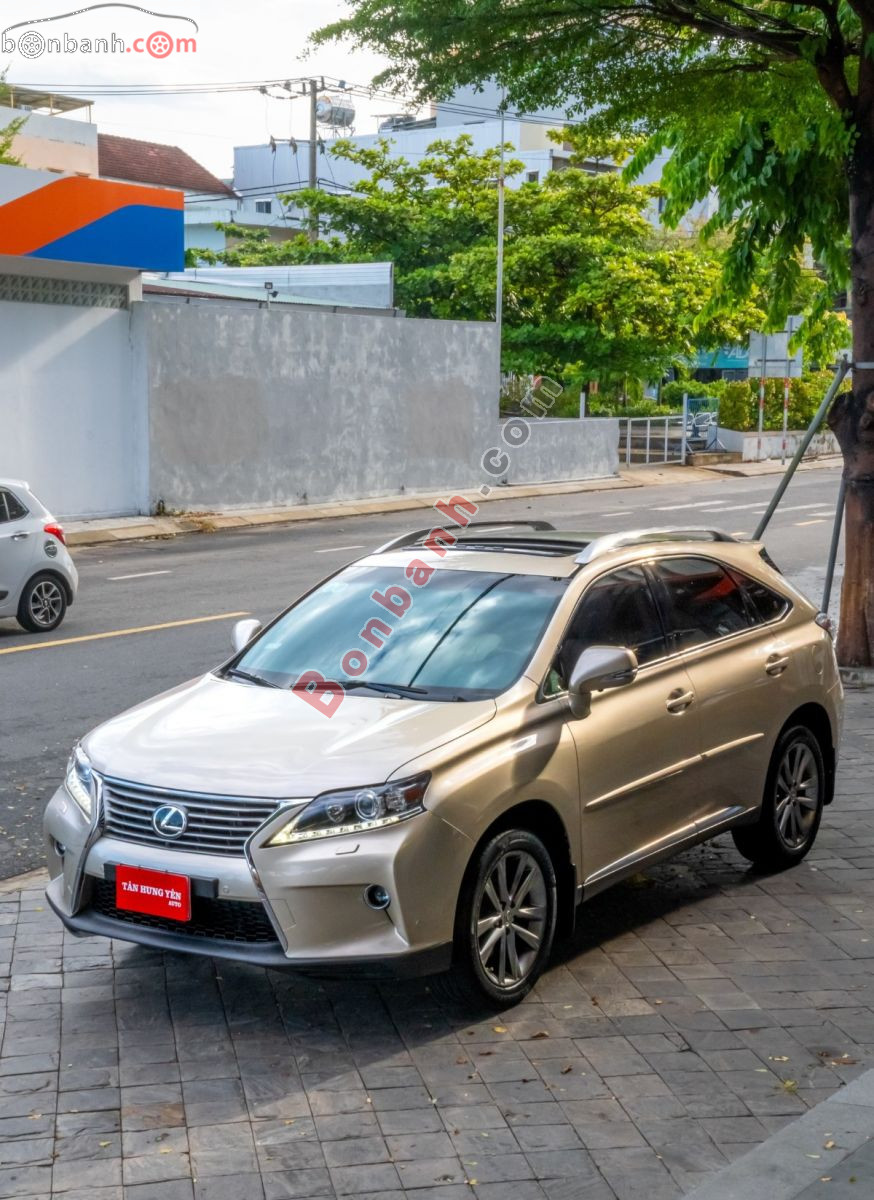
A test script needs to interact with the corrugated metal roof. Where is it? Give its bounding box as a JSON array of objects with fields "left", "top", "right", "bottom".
[{"left": 162, "top": 262, "right": 394, "bottom": 308}]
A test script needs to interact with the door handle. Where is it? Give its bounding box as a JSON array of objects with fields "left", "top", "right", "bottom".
[
  {"left": 666, "top": 688, "right": 694, "bottom": 714},
  {"left": 10, "top": 532, "right": 29, "bottom": 541},
  {"left": 765, "top": 654, "right": 789, "bottom": 676}
]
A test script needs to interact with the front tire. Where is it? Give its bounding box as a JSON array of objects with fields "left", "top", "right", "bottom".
[
  {"left": 17, "top": 572, "right": 67, "bottom": 633},
  {"left": 441, "top": 829, "right": 557, "bottom": 1008},
  {"left": 732, "top": 725, "right": 825, "bottom": 870}
]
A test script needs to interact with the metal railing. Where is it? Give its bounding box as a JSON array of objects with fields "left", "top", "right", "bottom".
[{"left": 619, "top": 416, "right": 687, "bottom": 466}]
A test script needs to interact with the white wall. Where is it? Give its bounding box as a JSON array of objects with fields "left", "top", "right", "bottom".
[
  {"left": 0, "top": 300, "right": 146, "bottom": 518},
  {"left": 1, "top": 293, "right": 619, "bottom": 519},
  {"left": 0, "top": 108, "right": 98, "bottom": 176},
  {"left": 719, "top": 427, "right": 839, "bottom": 463}
]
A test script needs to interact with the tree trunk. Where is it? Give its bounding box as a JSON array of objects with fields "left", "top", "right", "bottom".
[{"left": 828, "top": 142, "right": 874, "bottom": 667}]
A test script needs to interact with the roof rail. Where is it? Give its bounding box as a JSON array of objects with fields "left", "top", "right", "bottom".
[
  {"left": 375, "top": 519, "right": 555, "bottom": 555},
  {"left": 574, "top": 527, "right": 739, "bottom": 565}
]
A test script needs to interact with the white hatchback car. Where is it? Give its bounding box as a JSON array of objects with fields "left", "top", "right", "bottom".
[{"left": 0, "top": 479, "right": 78, "bottom": 632}]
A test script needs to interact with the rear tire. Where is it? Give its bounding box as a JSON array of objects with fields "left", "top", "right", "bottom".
[
  {"left": 731, "top": 725, "right": 824, "bottom": 870},
  {"left": 17, "top": 572, "right": 67, "bottom": 633},
  {"left": 438, "top": 828, "right": 557, "bottom": 1009}
]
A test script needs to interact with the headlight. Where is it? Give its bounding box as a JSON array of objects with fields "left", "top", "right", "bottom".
[
  {"left": 65, "top": 746, "right": 95, "bottom": 817},
  {"left": 267, "top": 773, "right": 430, "bottom": 846}
]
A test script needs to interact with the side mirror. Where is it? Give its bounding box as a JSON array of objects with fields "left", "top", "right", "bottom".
[
  {"left": 567, "top": 645, "right": 638, "bottom": 719},
  {"left": 231, "top": 617, "right": 262, "bottom": 654}
]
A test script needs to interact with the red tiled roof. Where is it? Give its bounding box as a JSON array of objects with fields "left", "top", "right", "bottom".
[{"left": 98, "top": 133, "right": 236, "bottom": 197}]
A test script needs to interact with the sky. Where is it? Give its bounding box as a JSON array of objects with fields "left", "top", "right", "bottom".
[{"left": 1, "top": 0, "right": 408, "bottom": 176}]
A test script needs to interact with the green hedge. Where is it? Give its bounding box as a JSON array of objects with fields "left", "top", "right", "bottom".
[
  {"left": 660, "top": 379, "right": 724, "bottom": 408},
  {"left": 716, "top": 370, "right": 849, "bottom": 432},
  {"left": 587, "top": 399, "right": 677, "bottom": 418}
]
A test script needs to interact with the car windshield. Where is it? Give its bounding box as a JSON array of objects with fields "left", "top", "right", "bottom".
[{"left": 232, "top": 565, "right": 567, "bottom": 700}]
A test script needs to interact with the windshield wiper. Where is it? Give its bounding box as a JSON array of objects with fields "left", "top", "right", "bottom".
[
  {"left": 223, "top": 667, "right": 281, "bottom": 689},
  {"left": 343, "top": 680, "right": 429, "bottom": 698}
]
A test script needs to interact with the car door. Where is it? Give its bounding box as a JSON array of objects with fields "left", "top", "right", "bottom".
[
  {"left": 548, "top": 564, "right": 703, "bottom": 891},
  {"left": 0, "top": 488, "right": 38, "bottom": 611},
  {"left": 647, "top": 555, "right": 792, "bottom": 827}
]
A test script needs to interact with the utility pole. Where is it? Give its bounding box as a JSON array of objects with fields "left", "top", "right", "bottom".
[
  {"left": 496, "top": 91, "right": 506, "bottom": 401},
  {"left": 308, "top": 79, "right": 318, "bottom": 243}
]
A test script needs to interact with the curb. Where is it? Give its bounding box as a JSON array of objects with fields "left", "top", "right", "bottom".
[
  {"left": 698, "top": 455, "right": 843, "bottom": 478},
  {"left": 840, "top": 666, "right": 874, "bottom": 690},
  {"left": 0, "top": 867, "right": 48, "bottom": 894},
  {"left": 684, "top": 1067, "right": 874, "bottom": 1200},
  {"left": 65, "top": 474, "right": 644, "bottom": 548}
]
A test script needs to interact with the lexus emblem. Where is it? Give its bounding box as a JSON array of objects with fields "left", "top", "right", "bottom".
[{"left": 152, "top": 804, "right": 188, "bottom": 838}]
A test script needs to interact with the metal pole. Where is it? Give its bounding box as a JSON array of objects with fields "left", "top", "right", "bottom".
[
  {"left": 663, "top": 416, "right": 668, "bottom": 463},
  {"left": 496, "top": 93, "right": 506, "bottom": 400},
  {"left": 625, "top": 420, "right": 631, "bottom": 466},
  {"left": 307, "top": 80, "right": 318, "bottom": 243},
  {"left": 753, "top": 357, "right": 850, "bottom": 539},
  {"left": 781, "top": 375, "right": 789, "bottom": 466},
  {"left": 757, "top": 355, "right": 766, "bottom": 462},
  {"left": 645, "top": 417, "right": 651, "bottom": 464},
  {"left": 822, "top": 478, "right": 846, "bottom": 614},
  {"left": 681, "top": 392, "right": 688, "bottom": 465}
]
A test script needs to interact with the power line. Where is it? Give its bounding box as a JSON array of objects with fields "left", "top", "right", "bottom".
[{"left": 13, "top": 71, "right": 580, "bottom": 128}]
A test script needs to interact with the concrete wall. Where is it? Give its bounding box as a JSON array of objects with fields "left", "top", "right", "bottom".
[
  {"left": 0, "top": 298, "right": 146, "bottom": 518},
  {"left": 140, "top": 302, "right": 499, "bottom": 510},
  {"left": 499, "top": 418, "right": 619, "bottom": 485},
  {"left": 720, "top": 427, "right": 839, "bottom": 462},
  {"left": 2, "top": 290, "right": 619, "bottom": 519}
]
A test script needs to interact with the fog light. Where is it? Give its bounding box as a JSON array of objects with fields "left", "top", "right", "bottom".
[{"left": 364, "top": 884, "right": 391, "bottom": 910}]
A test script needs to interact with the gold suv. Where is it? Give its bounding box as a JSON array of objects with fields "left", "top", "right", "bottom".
[{"left": 45, "top": 521, "right": 842, "bottom": 1007}]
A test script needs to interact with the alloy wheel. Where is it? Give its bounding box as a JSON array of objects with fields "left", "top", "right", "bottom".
[
  {"left": 475, "top": 849, "right": 547, "bottom": 990},
  {"left": 775, "top": 739, "right": 820, "bottom": 849},
  {"left": 29, "top": 580, "right": 64, "bottom": 627}
]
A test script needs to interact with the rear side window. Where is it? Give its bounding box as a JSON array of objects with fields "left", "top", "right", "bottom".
[
  {"left": 731, "top": 568, "right": 790, "bottom": 623},
  {"left": 0, "top": 490, "right": 27, "bottom": 523},
  {"left": 651, "top": 557, "right": 754, "bottom": 650}
]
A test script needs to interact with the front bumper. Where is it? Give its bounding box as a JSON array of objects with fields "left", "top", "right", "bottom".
[{"left": 43, "top": 783, "right": 464, "bottom": 978}]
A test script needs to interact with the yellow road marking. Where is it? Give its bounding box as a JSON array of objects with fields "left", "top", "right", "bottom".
[
  {"left": 795, "top": 518, "right": 828, "bottom": 527},
  {"left": 0, "top": 612, "right": 249, "bottom": 655}
]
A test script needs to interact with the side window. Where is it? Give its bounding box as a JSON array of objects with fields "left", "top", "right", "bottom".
[
  {"left": 4, "top": 491, "right": 27, "bottom": 521},
  {"left": 0, "top": 492, "right": 9, "bottom": 524},
  {"left": 730, "top": 568, "right": 790, "bottom": 624},
  {"left": 546, "top": 565, "right": 667, "bottom": 693},
  {"left": 651, "top": 557, "right": 754, "bottom": 650}
]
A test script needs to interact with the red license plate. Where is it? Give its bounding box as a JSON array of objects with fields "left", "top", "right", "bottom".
[{"left": 116, "top": 865, "right": 191, "bottom": 921}]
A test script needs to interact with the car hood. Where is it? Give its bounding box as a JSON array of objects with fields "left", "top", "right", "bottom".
[{"left": 83, "top": 673, "right": 497, "bottom": 799}]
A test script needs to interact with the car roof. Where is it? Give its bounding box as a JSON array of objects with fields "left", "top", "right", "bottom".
[
  {"left": 0, "top": 478, "right": 30, "bottom": 491},
  {"left": 356, "top": 521, "right": 763, "bottom": 580}
]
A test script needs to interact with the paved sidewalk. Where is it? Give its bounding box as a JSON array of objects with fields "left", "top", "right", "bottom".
[
  {"left": 60, "top": 456, "right": 843, "bottom": 549},
  {"left": 1, "top": 691, "right": 872, "bottom": 1200},
  {"left": 63, "top": 475, "right": 642, "bottom": 548}
]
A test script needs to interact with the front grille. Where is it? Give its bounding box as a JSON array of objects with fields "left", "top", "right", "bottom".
[
  {"left": 90, "top": 878, "right": 279, "bottom": 944},
  {"left": 102, "top": 778, "right": 279, "bottom": 856}
]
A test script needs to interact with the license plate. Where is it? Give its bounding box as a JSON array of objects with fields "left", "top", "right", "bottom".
[{"left": 115, "top": 865, "right": 191, "bottom": 921}]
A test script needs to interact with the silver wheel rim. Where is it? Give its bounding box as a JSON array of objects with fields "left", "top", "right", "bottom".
[
  {"left": 475, "top": 849, "right": 547, "bottom": 990},
  {"left": 29, "top": 580, "right": 63, "bottom": 627},
  {"left": 775, "top": 740, "right": 820, "bottom": 849}
]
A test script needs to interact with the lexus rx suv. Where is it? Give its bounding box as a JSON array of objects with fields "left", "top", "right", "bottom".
[{"left": 44, "top": 518, "right": 841, "bottom": 1006}]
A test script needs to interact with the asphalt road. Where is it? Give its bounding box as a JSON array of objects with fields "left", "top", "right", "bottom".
[{"left": 0, "top": 465, "right": 843, "bottom": 878}]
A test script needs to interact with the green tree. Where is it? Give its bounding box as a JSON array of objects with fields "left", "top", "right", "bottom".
[
  {"left": 196, "top": 133, "right": 767, "bottom": 384},
  {"left": 0, "top": 78, "right": 24, "bottom": 165},
  {"left": 316, "top": 0, "right": 874, "bottom": 665}
]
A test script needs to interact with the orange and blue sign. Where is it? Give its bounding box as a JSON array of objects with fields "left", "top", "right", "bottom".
[{"left": 0, "top": 168, "right": 184, "bottom": 271}]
